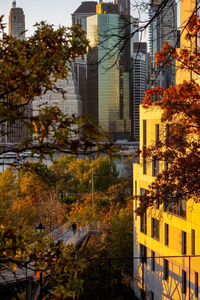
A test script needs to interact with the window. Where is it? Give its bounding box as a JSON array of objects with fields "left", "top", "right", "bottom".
[
  {"left": 165, "top": 124, "right": 170, "bottom": 145},
  {"left": 195, "top": 272, "right": 198, "bottom": 297},
  {"left": 182, "top": 231, "right": 187, "bottom": 255},
  {"left": 143, "top": 120, "right": 147, "bottom": 175},
  {"left": 164, "top": 158, "right": 169, "bottom": 171},
  {"left": 168, "top": 199, "right": 186, "bottom": 218},
  {"left": 150, "top": 291, "right": 154, "bottom": 300},
  {"left": 192, "top": 229, "right": 195, "bottom": 255},
  {"left": 140, "top": 213, "right": 147, "bottom": 234},
  {"left": 140, "top": 289, "right": 146, "bottom": 299},
  {"left": 143, "top": 157, "right": 147, "bottom": 175},
  {"left": 182, "top": 270, "right": 187, "bottom": 294},
  {"left": 152, "top": 156, "right": 159, "bottom": 176},
  {"left": 155, "top": 124, "right": 159, "bottom": 146},
  {"left": 151, "top": 251, "right": 155, "bottom": 271},
  {"left": 143, "top": 120, "right": 146, "bottom": 146},
  {"left": 152, "top": 218, "right": 159, "bottom": 240},
  {"left": 163, "top": 259, "right": 169, "bottom": 280},
  {"left": 165, "top": 223, "right": 169, "bottom": 246},
  {"left": 140, "top": 244, "right": 147, "bottom": 264}
]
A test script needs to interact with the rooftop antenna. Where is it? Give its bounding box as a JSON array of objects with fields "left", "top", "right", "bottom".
[{"left": 12, "top": 0, "right": 16, "bottom": 8}]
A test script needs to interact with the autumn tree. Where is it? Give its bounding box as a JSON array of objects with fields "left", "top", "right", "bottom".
[
  {"left": 0, "top": 16, "right": 112, "bottom": 161},
  {"left": 136, "top": 14, "right": 200, "bottom": 213},
  {"left": 0, "top": 225, "right": 86, "bottom": 299}
]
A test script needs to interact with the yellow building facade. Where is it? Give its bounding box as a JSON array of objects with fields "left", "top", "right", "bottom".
[{"left": 133, "top": 0, "right": 200, "bottom": 299}]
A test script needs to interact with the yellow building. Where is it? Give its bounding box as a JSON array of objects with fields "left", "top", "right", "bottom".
[{"left": 133, "top": 0, "right": 200, "bottom": 299}]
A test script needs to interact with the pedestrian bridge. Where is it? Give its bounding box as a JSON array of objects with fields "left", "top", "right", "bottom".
[
  {"left": 0, "top": 221, "right": 104, "bottom": 288},
  {"left": 51, "top": 221, "right": 103, "bottom": 247}
]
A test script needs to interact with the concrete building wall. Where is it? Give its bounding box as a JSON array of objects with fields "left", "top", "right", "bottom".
[
  {"left": 133, "top": 106, "right": 200, "bottom": 299},
  {"left": 133, "top": 1, "right": 200, "bottom": 299}
]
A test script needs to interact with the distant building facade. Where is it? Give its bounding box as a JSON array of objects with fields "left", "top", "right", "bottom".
[
  {"left": 87, "top": 1, "right": 133, "bottom": 140},
  {"left": 9, "top": 0, "right": 25, "bottom": 40},
  {"left": 1, "top": 1, "right": 28, "bottom": 144},
  {"left": 72, "top": 2, "right": 98, "bottom": 117},
  {"left": 149, "top": 0, "right": 177, "bottom": 88},
  {"left": 72, "top": 1, "right": 97, "bottom": 33},
  {"left": 132, "top": 42, "right": 149, "bottom": 141},
  {"left": 33, "top": 71, "right": 82, "bottom": 118}
]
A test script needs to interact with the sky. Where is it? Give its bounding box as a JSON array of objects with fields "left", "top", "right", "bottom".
[{"left": 1, "top": 0, "right": 94, "bottom": 35}]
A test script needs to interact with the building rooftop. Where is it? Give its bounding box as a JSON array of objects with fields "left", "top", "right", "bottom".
[{"left": 72, "top": 1, "right": 98, "bottom": 15}]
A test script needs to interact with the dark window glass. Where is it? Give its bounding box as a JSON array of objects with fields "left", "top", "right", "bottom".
[
  {"left": 167, "top": 199, "right": 186, "bottom": 218},
  {"left": 143, "top": 120, "right": 146, "bottom": 146},
  {"left": 155, "top": 124, "right": 159, "bottom": 146},
  {"left": 140, "top": 244, "right": 147, "bottom": 264},
  {"left": 165, "top": 124, "right": 170, "bottom": 145},
  {"left": 143, "top": 120, "right": 147, "bottom": 175},
  {"left": 152, "top": 156, "right": 159, "bottom": 176},
  {"left": 140, "top": 213, "right": 147, "bottom": 234},
  {"left": 152, "top": 218, "right": 159, "bottom": 240},
  {"left": 192, "top": 229, "right": 195, "bottom": 255},
  {"left": 164, "top": 159, "right": 169, "bottom": 171},
  {"left": 163, "top": 259, "right": 169, "bottom": 280},
  {"left": 151, "top": 251, "right": 155, "bottom": 272},
  {"left": 143, "top": 157, "right": 147, "bottom": 175},
  {"left": 150, "top": 291, "right": 154, "bottom": 300},
  {"left": 195, "top": 272, "right": 198, "bottom": 297},
  {"left": 165, "top": 223, "right": 169, "bottom": 246},
  {"left": 182, "top": 231, "right": 187, "bottom": 255},
  {"left": 182, "top": 270, "right": 187, "bottom": 294}
]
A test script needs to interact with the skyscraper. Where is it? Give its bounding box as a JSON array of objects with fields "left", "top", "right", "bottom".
[
  {"left": 71, "top": 1, "right": 97, "bottom": 34},
  {"left": 149, "top": 0, "right": 177, "bottom": 88},
  {"left": 9, "top": 0, "right": 25, "bottom": 40},
  {"left": 87, "top": 2, "right": 132, "bottom": 140},
  {"left": 132, "top": 42, "right": 149, "bottom": 141},
  {"left": 1, "top": 1, "right": 28, "bottom": 144},
  {"left": 114, "top": 0, "right": 130, "bottom": 16},
  {"left": 72, "top": 2, "right": 98, "bottom": 117}
]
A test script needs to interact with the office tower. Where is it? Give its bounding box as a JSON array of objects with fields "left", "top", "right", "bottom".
[
  {"left": 1, "top": 1, "right": 28, "bottom": 144},
  {"left": 87, "top": 2, "right": 132, "bottom": 140},
  {"left": 149, "top": 0, "right": 177, "bottom": 88},
  {"left": 114, "top": 0, "right": 130, "bottom": 16},
  {"left": 132, "top": 42, "right": 149, "bottom": 141},
  {"left": 133, "top": 0, "right": 200, "bottom": 298},
  {"left": 72, "top": 2, "right": 98, "bottom": 117},
  {"left": 9, "top": 0, "right": 25, "bottom": 40},
  {"left": 72, "top": 1, "right": 97, "bottom": 33}
]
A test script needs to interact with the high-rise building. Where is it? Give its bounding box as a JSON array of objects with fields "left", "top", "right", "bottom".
[
  {"left": 72, "top": 2, "right": 98, "bottom": 118},
  {"left": 149, "top": 0, "right": 177, "bottom": 88},
  {"left": 72, "top": 1, "right": 97, "bottom": 33},
  {"left": 33, "top": 72, "right": 82, "bottom": 117},
  {"left": 132, "top": 42, "right": 149, "bottom": 141},
  {"left": 114, "top": 0, "right": 130, "bottom": 16},
  {"left": 87, "top": 2, "right": 132, "bottom": 140},
  {"left": 9, "top": 0, "right": 25, "bottom": 40},
  {"left": 1, "top": 1, "right": 28, "bottom": 144},
  {"left": 133, "top": 0, "right": 200, "bottom": 299}
]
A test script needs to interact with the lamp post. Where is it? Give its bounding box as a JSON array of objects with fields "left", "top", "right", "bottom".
[
  {"left": 36, "top": 222, "right": 45, "bottom": 233},
  {"left": 35, "top": 222, "right": 45, "bottom": 299},
  {"left": 91, "top": 171, "right": 96, "bottom": 218}
]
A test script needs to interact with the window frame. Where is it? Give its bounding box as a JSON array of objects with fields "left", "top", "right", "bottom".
[
  {"left": 151, "top": 218, "right": 160, "bottom": 240},
  {"left": 163, "top": 259, "right": 169, "bottom": 280}
]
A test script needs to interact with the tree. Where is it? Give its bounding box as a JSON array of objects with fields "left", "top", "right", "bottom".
[
  {"left": 0, "top": 226, "right": 86, "bottom": 299},
  {"left": 0, "top": 17, "right": 112, "bottom": 160},
  {"left": 136, "top": 14, "right": 200, "bottom": 213}
]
